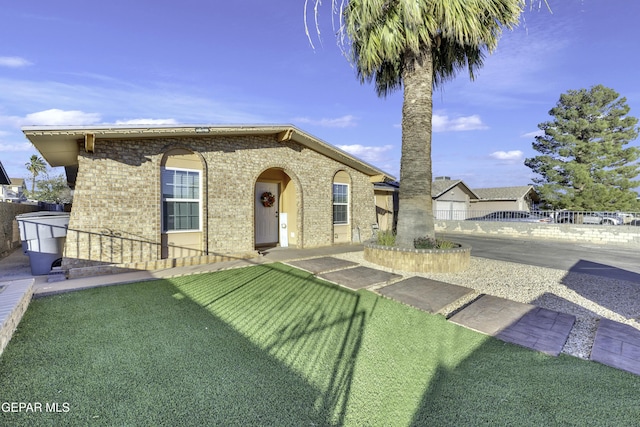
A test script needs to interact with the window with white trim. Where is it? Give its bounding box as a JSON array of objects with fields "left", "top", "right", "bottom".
[
  {"left": 332, "top": 183, "right": 349, "bottom": 225},
  {"left": 162, "top": 168, "right": 201, "bottom": 232}
]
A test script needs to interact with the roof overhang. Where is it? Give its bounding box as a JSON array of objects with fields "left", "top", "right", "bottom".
[
  {"left": 22, "top": 124, "right": 396, "bottom": 184},
  {"left": 471, "top": 185, "right": 539, "bottom": 202}
]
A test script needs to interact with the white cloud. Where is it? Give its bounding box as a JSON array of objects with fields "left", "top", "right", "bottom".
[
  {"left": 0, "top": 142, "right": 33, "bottom": 152},
  {"left": 294, "top": 115, "right": 357, "bottom": 128},
  {"left": 490, "top": 150, "right": 524, "bottom": 161},
  {"left": 0, "top": 56, "right": 32, "bottom": 68},
  {"left": 337, "top": 144, "right": 394, "bottom": 164},
  {"left": 114, "top": 118, "right": 178, "bottom": 125},
  {"left": 22, "top": 109, "right": 102, "bottom": 126},
  {"left": 432, "top": 114, "right": 488, "bottom": 132},
  {"left": 521, "top": 130, "right": 544, "bottom": 138},
  {"left": 0, "top": 77, "right": 268, "bottom": 124}
]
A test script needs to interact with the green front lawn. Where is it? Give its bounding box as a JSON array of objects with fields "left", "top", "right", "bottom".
[{"left": 1, "top": 263, "right": 638, "bottom": 426}]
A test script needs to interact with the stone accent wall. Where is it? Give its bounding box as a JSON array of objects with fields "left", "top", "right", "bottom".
[
  {"left": 64, "top": 135, "right": 377, "bottom": 271},
  {"left": 0, "top": 202, "right": 39, "bottom": 259},
  {"left": 436, "top": 220, "right": 640, "bottom": 247},
  {"left": 0, "top": 279, "right": 34, "bottom": 357},
  {"left": 364, "top": 242, "right": 471, "bottom": 273}
]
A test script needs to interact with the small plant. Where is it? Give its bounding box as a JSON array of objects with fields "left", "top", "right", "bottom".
[
  {"left": 414, "top": 237, "right": 457, "bottom": 250},
  {"left": 376, "top": 229, "right": 396, "bottom": 246},
  {"left": 414, "top": 237, "right": 438, "bottom": 249},
  {"left": 436, "top": 239, "right": 457, "bottom": 250}
]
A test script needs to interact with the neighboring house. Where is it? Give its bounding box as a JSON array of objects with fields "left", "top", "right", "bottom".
[
  {"left": 470, "top": 185, "right": 540, "bottom": 213},
  {"left": 0, "top": 176, "right": 26, "bottom": 203},
  {"left": 432, "top": 178, "right": 479, "bottom": 220},
  {"left": 373, "top": 178, "right": 478, "bottom": 225},
  {"left": 373, "top": 180, "right": 399, "bottom": 233},
  {"left": 22, "top": 125, "right": 394, "bottom": 272}
]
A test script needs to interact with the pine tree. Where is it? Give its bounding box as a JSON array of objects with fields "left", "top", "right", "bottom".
[{"left": 525, "top": 85, "right": 640, "bottom": 211}]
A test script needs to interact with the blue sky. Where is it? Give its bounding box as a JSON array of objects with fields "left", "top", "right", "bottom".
[{"left": 1, "top": 0, "right": 639, "bottom": 189}]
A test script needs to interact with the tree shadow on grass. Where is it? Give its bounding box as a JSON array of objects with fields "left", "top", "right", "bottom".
[
  {"left": 0, "top": 263, "right": 368, "bottom": 426},
  {"left": 408, "top": 286, "right": 640, "bottom": 426},
  {"left": 408, "top": 331, "right": 640, "bottom": 426},
  {"left": 163, "top": 262, "right": 368, "bottom": 425}
]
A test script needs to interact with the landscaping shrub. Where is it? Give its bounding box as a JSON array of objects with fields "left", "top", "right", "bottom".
[
  {"left": 376, "top": 229, "right": 396, "bottom": 246},
  {"left": 414, "top": 237, "right": 457, "bottom": 250}
]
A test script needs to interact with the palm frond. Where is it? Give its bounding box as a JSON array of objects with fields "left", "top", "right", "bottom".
[{"left": 305, "top": 0, "right": 525, "bottom": 94}]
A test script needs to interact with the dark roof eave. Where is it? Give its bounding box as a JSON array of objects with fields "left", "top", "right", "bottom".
[{"left": 0, "top": 161, "right": 10, "bottom": 185}]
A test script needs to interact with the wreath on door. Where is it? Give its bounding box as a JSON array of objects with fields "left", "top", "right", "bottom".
[{"left": 261, "top": 191, "right": 276, "bottom": 207}]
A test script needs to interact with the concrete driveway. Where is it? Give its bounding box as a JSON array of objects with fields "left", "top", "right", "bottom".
[{"left": 438, "top": 233, "right": 640, "bottom": 282}]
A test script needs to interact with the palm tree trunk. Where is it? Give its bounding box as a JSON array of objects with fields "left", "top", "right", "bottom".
[{"left": 395, "top": 51, "right": 435, "bottom": 248}]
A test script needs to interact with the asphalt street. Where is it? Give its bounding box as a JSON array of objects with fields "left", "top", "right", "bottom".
[{"left": 438, "top": 233, "right": 640, "bottom": 282}]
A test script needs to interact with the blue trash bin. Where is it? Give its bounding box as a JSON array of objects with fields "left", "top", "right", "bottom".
[{"left": 15, "top": 212, "right": 70, "bottom": 275}]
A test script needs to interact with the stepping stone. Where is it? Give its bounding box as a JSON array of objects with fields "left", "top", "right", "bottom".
[
  {"left": 591, "top": 318, "right": 640, "bottom": 376},
  {"left": 287, "top": 257, "right": 358, "bottom": 274},
  {"left": 379, "top": 276, "right": 474, "bottom": 314},
  {"left": 319, "top": 266, "right": 401, "bottom": 290},
  {"left": 495, "top": 307, "right": 575, "bottom": 356},
  {"left": 449, "top": 295, "right": 574, "bottom": 356}
]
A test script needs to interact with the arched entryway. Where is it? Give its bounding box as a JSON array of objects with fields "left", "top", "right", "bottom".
[{"left": 254, "top": 168, "right": 299, "bottom": 249}]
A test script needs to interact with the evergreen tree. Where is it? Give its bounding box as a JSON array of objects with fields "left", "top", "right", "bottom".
[
  {"left": 525, "top": 85, "right": 640, "bottom": 211},
  {"left": 35, "top": 173, "right": 73, "bottom": 204}
]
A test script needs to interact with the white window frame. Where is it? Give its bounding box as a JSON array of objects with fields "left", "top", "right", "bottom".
[
  {"left": 161, "top": 167, "right": 202, "bottom": 233},
  {"left": 332, "top": 183, "right": 350, "bottom": 225}
]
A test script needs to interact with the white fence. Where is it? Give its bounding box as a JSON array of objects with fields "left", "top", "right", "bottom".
[{"left": 434, "top": 210, "right": 640, "bottom": 226}]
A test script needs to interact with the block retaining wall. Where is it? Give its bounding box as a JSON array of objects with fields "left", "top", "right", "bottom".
[
  {"left": 364, "top": 242, "right": 471, "bottom": 273},
  {"left": 0, "top": 279, "right": 34, "bottom": 357},
  {"left": 436, "top": 220, "right": 640, "bottom": 247},
  {"left": 67, "top": 251, "right": 258, "bottom": 279}
]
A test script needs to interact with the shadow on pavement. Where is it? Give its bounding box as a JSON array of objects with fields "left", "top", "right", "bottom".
[
  {"left": 562, "top": 261, "right": 640, "bottom": 323},
  {"left": 568, "top": 259, "right": 640, "bottom": 283}
]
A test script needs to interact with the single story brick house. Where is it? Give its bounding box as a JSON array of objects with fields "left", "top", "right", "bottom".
[{"left": 22, "top": 125, "right": 394, "bottom": 276}]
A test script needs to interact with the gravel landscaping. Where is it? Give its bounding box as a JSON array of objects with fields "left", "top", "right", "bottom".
[{"left": 334, "top": 252, "right": 640, "bottom": 360}]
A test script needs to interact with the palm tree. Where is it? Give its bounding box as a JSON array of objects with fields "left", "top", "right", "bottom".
[
  {"left": 308, "top": 0, "right": 524, "bottom": 248},
  {"left": 25, "top": 154, "right": 47, "bottom": 194}
]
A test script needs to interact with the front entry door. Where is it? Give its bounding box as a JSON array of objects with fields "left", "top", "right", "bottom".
[{"left": 255, "top": 182, "right": 279, "bottom": 246}]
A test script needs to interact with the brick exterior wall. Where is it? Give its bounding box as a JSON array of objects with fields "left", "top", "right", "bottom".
[
  {"left": 0, "top": 202, "right": 39, "bottom": 259},
  {"left": 63, "top": 135, "right": 377, "bottom": 271}
]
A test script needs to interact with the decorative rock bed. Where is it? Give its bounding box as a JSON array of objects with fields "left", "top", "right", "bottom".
[{"left": 364, "top": 241, "right": 471, "bottom": 273}]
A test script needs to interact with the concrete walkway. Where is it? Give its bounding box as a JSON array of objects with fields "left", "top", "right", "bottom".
[{"left": 1, "top": 246, "right": 639, "bottom": 376}]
